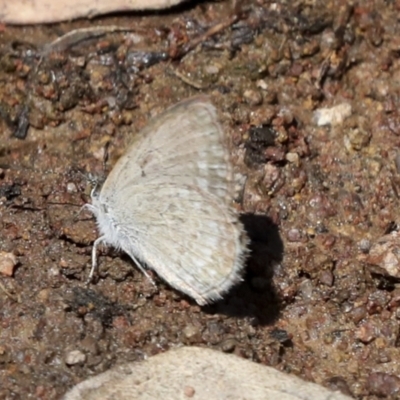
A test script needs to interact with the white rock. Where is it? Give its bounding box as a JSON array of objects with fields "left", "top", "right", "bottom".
[
  {"left": 65, "top": 350, "right": 86, "bottom": 366},
  {"left": 313, "top": 103, "right": 352, "bottom": 126},
  {"left": 63, "top": 346, "right": 353, "bottom": 400}
]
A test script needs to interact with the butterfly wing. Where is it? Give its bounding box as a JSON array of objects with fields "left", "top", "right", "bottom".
[
  {"left": 100, "top": 96, "right": 235, "bottom": 205},
  {"left": 107, "top": 182, "right": 247, "bottom": 305},
  {"left": 93, "top": 96, "right": 248, "bottom": 304}
]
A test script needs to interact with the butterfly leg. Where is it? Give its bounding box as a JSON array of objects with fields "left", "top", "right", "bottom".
[
  {"left": 75, "top": 203, "right": 95, "bottom": 222},
  {"left": 86, "top": 235, "right": 107, "bottom": 284},
  {"left": 87, "top": 237, "right": 156, "bottom": 288},
  {"left": 126, "top": 251, "right": 156, "bottom": 287}
]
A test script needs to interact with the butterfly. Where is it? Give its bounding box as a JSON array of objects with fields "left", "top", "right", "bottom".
[{"left": 86, "top": 96, "right": 248, "bottom": 305}]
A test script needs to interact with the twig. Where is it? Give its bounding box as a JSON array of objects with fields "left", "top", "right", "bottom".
[
  {"left": 178, "top": 13, "right": 239, "bottom": 59},
  {"left": 168, "top": 68, "right": 207, "bottom": 90},
  {"left": 0, "top": 280, "right": 20, "bottom": 302},
  {"left": 41, "top": 26, "right": 140, "bottom": 55}
]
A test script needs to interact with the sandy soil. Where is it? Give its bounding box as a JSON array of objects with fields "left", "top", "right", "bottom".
[{"left": 1, "top": 0, "right": 400, "bottom": 398}]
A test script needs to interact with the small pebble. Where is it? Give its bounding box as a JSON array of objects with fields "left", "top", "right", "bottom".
[
  {"left": 256, "top": 79, "right": 268, "bottom": 90},
  {"left": 204, "top": 64, "right": 220, "bottom": 75},
  {"left": 182, "top": 324, "right": 201, "bottom": 343},
  {"left": 66, "top": 182, "right": 78, "bottom": 193},
  {"left": 183, "top": 386, "right": 195, "bottom": 398},
  {"left": 355, "top": 321, "right": 378, "bottom": 343},
  {"left": 220, "top": 338, "right": 237, "bottom": 353},
  {"left": 285, "top": 152, "right": 299, "bottom": 164},
  {"left": 287, "top": 228, "right": 303, "bottom": 242},
  {"left": 313, "top": 103, "right": 352, "bottom": 126},
  {"left": 358, "top": 239, "right": 371, "bottom": 253},
  {"left": 65, "top": 350, "right": 86, "bottom": 366},
  {"left": 0, "top": 252, "right": 17, "bottom": 277},
  {"left": 367, "top": 372, "right": 400, "bottom": 397},
  {"left": 345, "top": 125, "right": 371, "bottom": 150},
  {"left": 243, "top": 89, "right": 263, "bottom": 106}
]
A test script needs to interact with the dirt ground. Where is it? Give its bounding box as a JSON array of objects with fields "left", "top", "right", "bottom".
[{"left": 1, "top": 0, "right": 400, "bottom": 398}]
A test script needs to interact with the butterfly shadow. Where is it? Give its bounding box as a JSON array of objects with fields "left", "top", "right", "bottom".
[{"left": 203, "top": 213, "right": 284, "bottom": 326}]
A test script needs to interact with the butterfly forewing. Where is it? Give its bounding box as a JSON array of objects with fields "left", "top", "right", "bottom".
[{"left": 100, "top": 96, "right": 234, "bottom": 205}]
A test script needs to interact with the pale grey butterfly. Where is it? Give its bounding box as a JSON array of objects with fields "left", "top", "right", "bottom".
[{"left": 85, "top": 96, "right": 248, "bottom": 305}]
